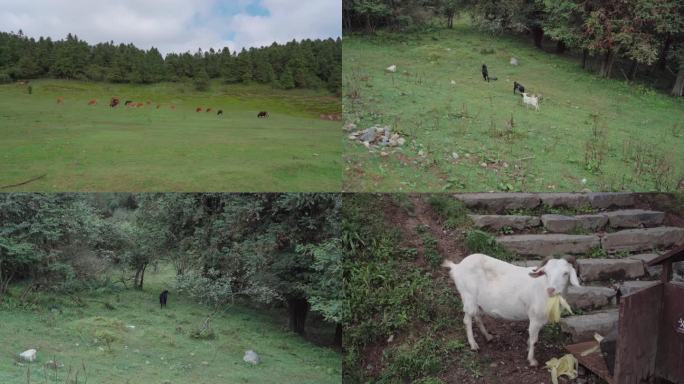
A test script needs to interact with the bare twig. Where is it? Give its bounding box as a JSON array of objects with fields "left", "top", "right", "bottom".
[{"left": 0, "top": 174, "right": 47, "bottom": 190}]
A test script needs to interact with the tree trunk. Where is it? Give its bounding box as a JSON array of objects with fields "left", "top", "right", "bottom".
[
  {"left": 134, "top": 263, "right": 148, "bottom": 290},
  {"left": 556, "top": 41, "right": 566, "bottom": 54},
  {"left": 447, "top": 12, "right": 454, "bottom": 29},
  {"left": 582, "top": 49, "right": 589, "bottom": 69},
  {"left": 672, "top": 66, "right": 684, "bottom": 97},
  {"left": 628, "top": 60, "right": 638, "bottom": 80},
  {"left": 287, "top": 297, "right": 310, "bottom": 335},
  {"left": 139, "top": 263, "right": 147, "bottom": 290},
  {"left": 334, "top": 323, "right": 342, "bottom": 347},
  {"left": 658, "top": 35, "right": 673, "bottom": 70},
  {"left": 532, "top": 26, "right": 544, "bottom": 49},
  {"left": 600, "top": 50, "right": 615, "bottom": 78}
]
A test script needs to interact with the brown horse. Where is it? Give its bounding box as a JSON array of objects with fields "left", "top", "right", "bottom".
[
  {"left": 110, "top": 97, "right": 120, "bottom": 108},
  {"left": 156, "top": 104, "right": 161, "bottom": 110},
  {"left": 170, "top": 105, "right": 176, "bottom": 110},
  {"left": 88, "top": 99, "right": 97, "bottom": 106},
  {"left": 57, "top": 97, "right": 64, "bottom": 104},
  {"left": 136, "top": 102, "right": 144, "bottom": 107},
  {"left": 206, "top": 108, "right": 212, "bottom": 113},
  {"left": 196, "top": 107, "right": 203, "bottom": 113}
]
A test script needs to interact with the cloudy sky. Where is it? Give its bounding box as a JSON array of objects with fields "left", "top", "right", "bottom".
[{"left": 0, "top": 0, "right": 341, "bottom": 54}]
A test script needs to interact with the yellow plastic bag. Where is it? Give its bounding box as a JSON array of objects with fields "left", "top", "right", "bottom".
[
  {"left": 545, "top": 354, "right": 579, "bottom": 384},
  {"left": 545, "top": 295, "right": 573, "bottom": 323}
]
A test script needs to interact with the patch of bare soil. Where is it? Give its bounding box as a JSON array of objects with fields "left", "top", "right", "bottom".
[{"left": 633, "top": 193, "right": 684, "bottom": 227}]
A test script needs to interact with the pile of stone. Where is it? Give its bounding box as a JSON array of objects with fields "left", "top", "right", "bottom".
[{"left": 347, "top": 125, "right": 406, "bottom": 149}]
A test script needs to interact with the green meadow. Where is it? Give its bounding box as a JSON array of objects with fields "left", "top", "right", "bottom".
[
  {"left": 0, "top": 266, "right": 340, "bottom": 384},
  {"left": 343, "top": 20, "right": 684, "bottom": 193},
  {"left": 0, "top": 80, "right": 341, "bottom": 192}
]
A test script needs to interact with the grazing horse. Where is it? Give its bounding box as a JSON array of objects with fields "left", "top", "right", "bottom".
[
  {"left": 170, "top": 105, "right": 176, "bottom": 110},
  {"left": 146, "top": 101, "right": 151, "bottom": 105},
  {"left": 136, "top": 102, "right": 144, "bottom": 108},
  {"left": 159, "top": 290, "right": 169, "bottom": 309},
  {"left": 257, "top": 111, "right": 269, "bottom": 118},
  {"left": 217, "top": 110, "right": 223, "bottom": 116},
  {"left": 110, "top": 97, "right": 120, "bottom": 108},
  {"left": 88, "top": 99, "right": 97, "bottom": 106},
  {"left": 156, "top": 104, "right": 161, "bottom": 110},
  {"left": 57, "top": 97, "right": 64, "bottom": 104},
  {"left": 196, "top": 107, "right": 203, "bottom": 113},
  {"left": 206, "top": 108, "right": 212, "bottom": 113},
  {"left": 124, "top": 100, "right": 133, "bottom": 106}
]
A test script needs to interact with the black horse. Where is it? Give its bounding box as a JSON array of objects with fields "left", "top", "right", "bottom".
[
  {"left": 159, "top": 290, "right": 169, "bottom": 309},
  {"left": 482, "top": 64, "right": 489, "bottom": 82},
  {"left": 257, "top": 111, "right": 269, "bottom": 118},
  {"left": 217, "top": 110, "right": 223, "bottom": 116}
]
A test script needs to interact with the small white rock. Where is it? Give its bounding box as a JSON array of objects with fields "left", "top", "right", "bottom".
[{"left": 452, "top": 152, "right": 459, "bottom": 160}]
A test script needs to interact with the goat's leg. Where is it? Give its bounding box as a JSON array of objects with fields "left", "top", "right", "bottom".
[
  {"left": 527, "top": 319, "right": 544, "bottom": 366},
  {"left": 463, "top": 313, "right": 479, "bottom": 350},
  {"left": 475, "top": 315, "right": 493, "bottom": 342}
]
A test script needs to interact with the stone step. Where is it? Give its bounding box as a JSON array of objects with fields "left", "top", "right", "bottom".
[
  {"left": 541, "top": 214, "right": 607, "bottom": 233},
  {"left": 566, "top": 285, "right": 617, "bottom": 311},
  {"left": 456, "top": 193, "right": 541, "bottom": 213},
  {"left": 560, "top": 309, "right": 619, "bottom": 343},
  {"left": 618, "top": 280, "right": 660, "bottom": 296},
  {"left": 496, "top": 234, "right": 600, "bottom": 256},
  {"left": 456, "top": 192, "right": 635, "bottom": 213},
  {"left": 578, "top": 258, "right": 645, "bottom": 282},
  {"left": 602, "top": 227, "right": 684, "bottom": 253},
  {"left": 469, "top": 214, "right": 540, "bottom": 230},
  {"left": 627, "top": 253, "right": 662, "bottom": 278},
  {"left": 603, "top": 209, "right": 665, "bottom": 229}
]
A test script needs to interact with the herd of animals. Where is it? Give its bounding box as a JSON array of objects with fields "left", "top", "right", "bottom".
[
  {"left": 56, "top": 96, "right": 270, "bottom": 118},
  {"left": 482, "top": 63, "right": 541, "bottom": 111}
]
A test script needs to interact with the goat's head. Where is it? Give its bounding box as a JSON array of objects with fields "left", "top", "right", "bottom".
[{"left": 529, "top": 256, "right": 580, "bottom": 297}]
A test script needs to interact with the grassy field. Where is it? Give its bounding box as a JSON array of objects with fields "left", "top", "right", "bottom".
[
  {"left": 0, "top": 80, "right": 341, "bottom": 192},
  {"left": 0, "top": 266, "right": 341, "bottom": 384},
  {"left": 343, "top": 19, "right": 684, "bottom": 193}
]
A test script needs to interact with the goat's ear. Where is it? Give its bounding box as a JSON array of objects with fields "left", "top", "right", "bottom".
[
  {"left": 529, "top": 269, "right": 545, "bottom": 278},
  {"left": 569, "top": 268, "right": 581, "bottom": 287}
]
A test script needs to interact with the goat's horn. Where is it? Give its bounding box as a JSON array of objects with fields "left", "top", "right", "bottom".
[
  {"left": 564, "top": 255, "right": 578, "bottom": 269},
  {"left": 533, "top": 257, "right": 551, "bottom": 271}
]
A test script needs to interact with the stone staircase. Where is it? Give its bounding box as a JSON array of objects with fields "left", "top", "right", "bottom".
[{"left": 454, "top": 193, "right": 684, "bottom": 343}]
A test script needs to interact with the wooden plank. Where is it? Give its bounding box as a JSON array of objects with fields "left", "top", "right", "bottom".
[
  {"left": 615, "top": 283, "right": 663, "bottom": 384},
  {"left": 656, "top": 283, "right": 684, "bottom": 383},
  {"left": 566, "top": 341, "right": 615, "bottom": 384}
]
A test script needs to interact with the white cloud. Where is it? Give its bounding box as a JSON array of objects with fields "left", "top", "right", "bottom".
[{"left": 0, "top": 0, "right": 341, "bottom": 55}]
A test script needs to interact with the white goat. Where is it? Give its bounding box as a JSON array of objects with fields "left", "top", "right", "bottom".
[
  {"left": 443, "top": 254, "right": 580, "bottom": 366},
  {"left": 521, "top": 92, "right": 540, "bottom": 111}
]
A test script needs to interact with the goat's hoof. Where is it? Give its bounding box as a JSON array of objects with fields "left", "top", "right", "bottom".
[
  {"left": 470, "top": 344, "right": 480, "bottom": 351},
  {"left": 485, "top": 335, "right": 494, "bottom": 342},
  {"left": 529, "top": 360, "right": 538, "bottom": 367}
]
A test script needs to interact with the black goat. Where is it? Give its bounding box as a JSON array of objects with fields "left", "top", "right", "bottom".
[
  {"left": 482, "top": 64, "right": 489, "bottom": 82},
  {"left": 159, "top": 290, "right": 169, "bottom": 309},
  {"left": 514, "top": 81, "right": 526, "bottom": 95}
]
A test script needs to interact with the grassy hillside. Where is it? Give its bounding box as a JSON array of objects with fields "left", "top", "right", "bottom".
[
  {"left": 343, "top": 20, "right": 684, "bottom": 193},
  {"left": 0, "top": 80, "right": 341, "bottom": 192},
  {"left": 0, "top": 266, "right": 340, "bottom": 384}
]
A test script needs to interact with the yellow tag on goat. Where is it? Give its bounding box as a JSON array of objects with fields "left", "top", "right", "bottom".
[
  {"left": 545, "top": 354, "right": 578, "bottom": 384},
  {"left": 545, "top": 295, "right": 573, "bottom": 323}
]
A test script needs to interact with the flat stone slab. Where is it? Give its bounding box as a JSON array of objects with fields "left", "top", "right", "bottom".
[
  {"left": 454, "top": 193, "right": 541, "bottom": 213},
  {"left": 601, "top": 227, "right": 684, "bottom": 253},
  {"left": 497, "top": 234, "right": 600, "bottom": 256},
  {"left": 587, "top": 193, "right": 635, "bottom": 209},
  {"left": 578, "top": 259, "right": 644, "bottom": 282},
  {"left": 560, "top": 310, "right": 619, "bottom": 342},
  {"left": 628, "top": 253, "right": 662, "bottom": 277},
  {"left": 618, "top": 280, "right": 660, "bottom": 296},
  {"left": 566, "top": 285, "right": 617, "bottom": 310},
  {"left": 539, "top": 193, "right": 591, "bottom": 209},
  {"left": 541, "top": 214, "right": 607, "bottom": 233},
  {"left": 603, "top": 210, "right": 665, "bottom": 229},
  {"left": 469, "top": 215, "right": 540, "bottom": 230}
]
